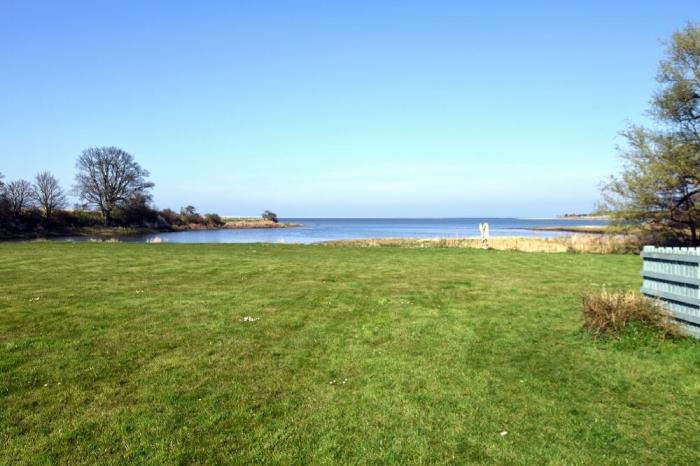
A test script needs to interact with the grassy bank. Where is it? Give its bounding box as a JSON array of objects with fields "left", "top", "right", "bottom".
[
  {"left": 1, "top": 243, "right": 698, "bottom": 464},
  {"left": 324, "top": 234, "right": 641, "bottom": 254},
  {"left": 0, "top": 226, "right": 161, "bottom": 241}
]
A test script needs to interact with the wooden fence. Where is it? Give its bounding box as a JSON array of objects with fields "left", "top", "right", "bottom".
[{"left": 641, "top": 246, "right": 700, "bottom": 338}]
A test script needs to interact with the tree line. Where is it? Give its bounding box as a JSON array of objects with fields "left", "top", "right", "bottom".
[
  {"left": 0, "top": 146, "right": 277, "bottom": 236},
  {"left": 0, "top": 171, "right": 66, "bottom": 219}
]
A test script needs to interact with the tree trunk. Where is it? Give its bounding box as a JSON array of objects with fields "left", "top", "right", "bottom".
[
  {"left": 690, "top": 221, "right": 698, "bottom": 246},
  {"left": 103, "top": 209, "right": 112, "bottom": 226}
]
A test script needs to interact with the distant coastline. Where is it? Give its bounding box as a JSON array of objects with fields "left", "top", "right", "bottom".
[
  {"left": 525, "top": 225, "right": 608, "bottom": 234},
  {"left": 556, "top": 213, "right": 610, "bottom": 221}
]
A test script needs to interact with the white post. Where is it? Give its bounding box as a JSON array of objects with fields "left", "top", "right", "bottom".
[{"left": 479, "top": 222, "right": 490, "bottom": 249}]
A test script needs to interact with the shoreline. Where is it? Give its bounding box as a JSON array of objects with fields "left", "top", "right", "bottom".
[
  {"left": 0, "top": 220, "right": 303, "bottom": 241},
  {"left": 523, "top": 225, "right": 608, "bottom": 234}
]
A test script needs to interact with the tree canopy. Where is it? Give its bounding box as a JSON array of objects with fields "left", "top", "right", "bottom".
[
  {"left": 5, "top": 179, "right": 34, "bottom": 215},
  {"left": 74, "top": 147, "right": 154, "bottom": 225},
  {"left": 603, "top": 23, "right": 700, "bottom": 245},
  {"left": 33, "top": 171, "right": 67, "bottom": 219}
]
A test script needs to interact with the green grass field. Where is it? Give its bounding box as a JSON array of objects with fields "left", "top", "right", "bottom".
[{"left": 1, "top": 243, "right": 699, "bottom": 464}]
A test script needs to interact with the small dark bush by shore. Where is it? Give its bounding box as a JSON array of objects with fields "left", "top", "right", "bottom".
[{"left": 261, "top": 210, "right": 278, "bottom": 223}]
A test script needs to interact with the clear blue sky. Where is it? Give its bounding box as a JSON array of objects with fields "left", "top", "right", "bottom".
[{"left": 1, "top": 1, "right": 696, "bottom": 217}]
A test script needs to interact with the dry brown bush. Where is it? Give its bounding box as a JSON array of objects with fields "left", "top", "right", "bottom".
[{"left": 582, "top": 289, "right": 681, "bottom": 338}]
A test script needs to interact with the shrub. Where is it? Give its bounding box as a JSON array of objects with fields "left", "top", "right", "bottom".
[
  {"left": 582, "top": 290, "right": 681, "bottom": 338},
  {"left": 180, "top": 205, "right": 202, "bottom": 224},
  {"left": 113, "top": 194, "right": 159, "bottom": 226},
  {"left": 261, "top": 210, "right": 278, "bottom": 223},
  {"left": 59, "top": 209, "right": 103, "bottom": 227},
  {"left": 160, "top": 208, "right": 183, "bottom": 226},
  {"left": 203, "top": 213, "right": 224, "bottom": 226}
]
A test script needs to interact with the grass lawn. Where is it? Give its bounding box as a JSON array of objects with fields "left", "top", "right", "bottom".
[{"left": 1, "top": 243, "right": 699, "bottom": 464}]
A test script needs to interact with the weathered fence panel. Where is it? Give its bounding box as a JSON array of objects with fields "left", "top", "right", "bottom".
[{"left": 640, "top": 246, "right": 700, "bottom": 339}]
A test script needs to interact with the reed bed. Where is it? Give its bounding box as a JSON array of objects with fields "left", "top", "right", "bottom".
[{"left": 323, "top": 234, "right": 642, "bottom": 254}]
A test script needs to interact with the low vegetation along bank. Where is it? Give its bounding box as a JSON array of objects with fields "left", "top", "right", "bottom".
[
  {"left": 0, "top": 210, "right": 299, "bottom": 240},
  {"left": 324, "top": 234, "right": 642, "bottom": 254},
  {"left": 1, "top": 243, "right": 698, "bottom": 464}
]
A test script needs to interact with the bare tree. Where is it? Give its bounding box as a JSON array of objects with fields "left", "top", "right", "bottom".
[
  {"left": 5, "top": 179, "right": 34, "bottom": 215},
  {"left": 33, "top": 171, "right": 67, "bottom": 219},
  {"left": 74, "top": 147, "right": 154, "bottom": 225},
  {"left": 0, "top": 172, "right": 7, "bottom": 217}
]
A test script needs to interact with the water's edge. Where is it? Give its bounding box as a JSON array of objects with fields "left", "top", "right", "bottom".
[{"left": 49, "top": 218, "right": 609, "bottom": 244}]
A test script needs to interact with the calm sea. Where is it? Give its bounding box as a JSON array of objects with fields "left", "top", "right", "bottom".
[{"left": 60, "top": 218, "right": 608, "bottom": 244}]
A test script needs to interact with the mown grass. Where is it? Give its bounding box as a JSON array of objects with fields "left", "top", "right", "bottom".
[{"left": 0, "top": 243, "right": 698, "bottom": 464}]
